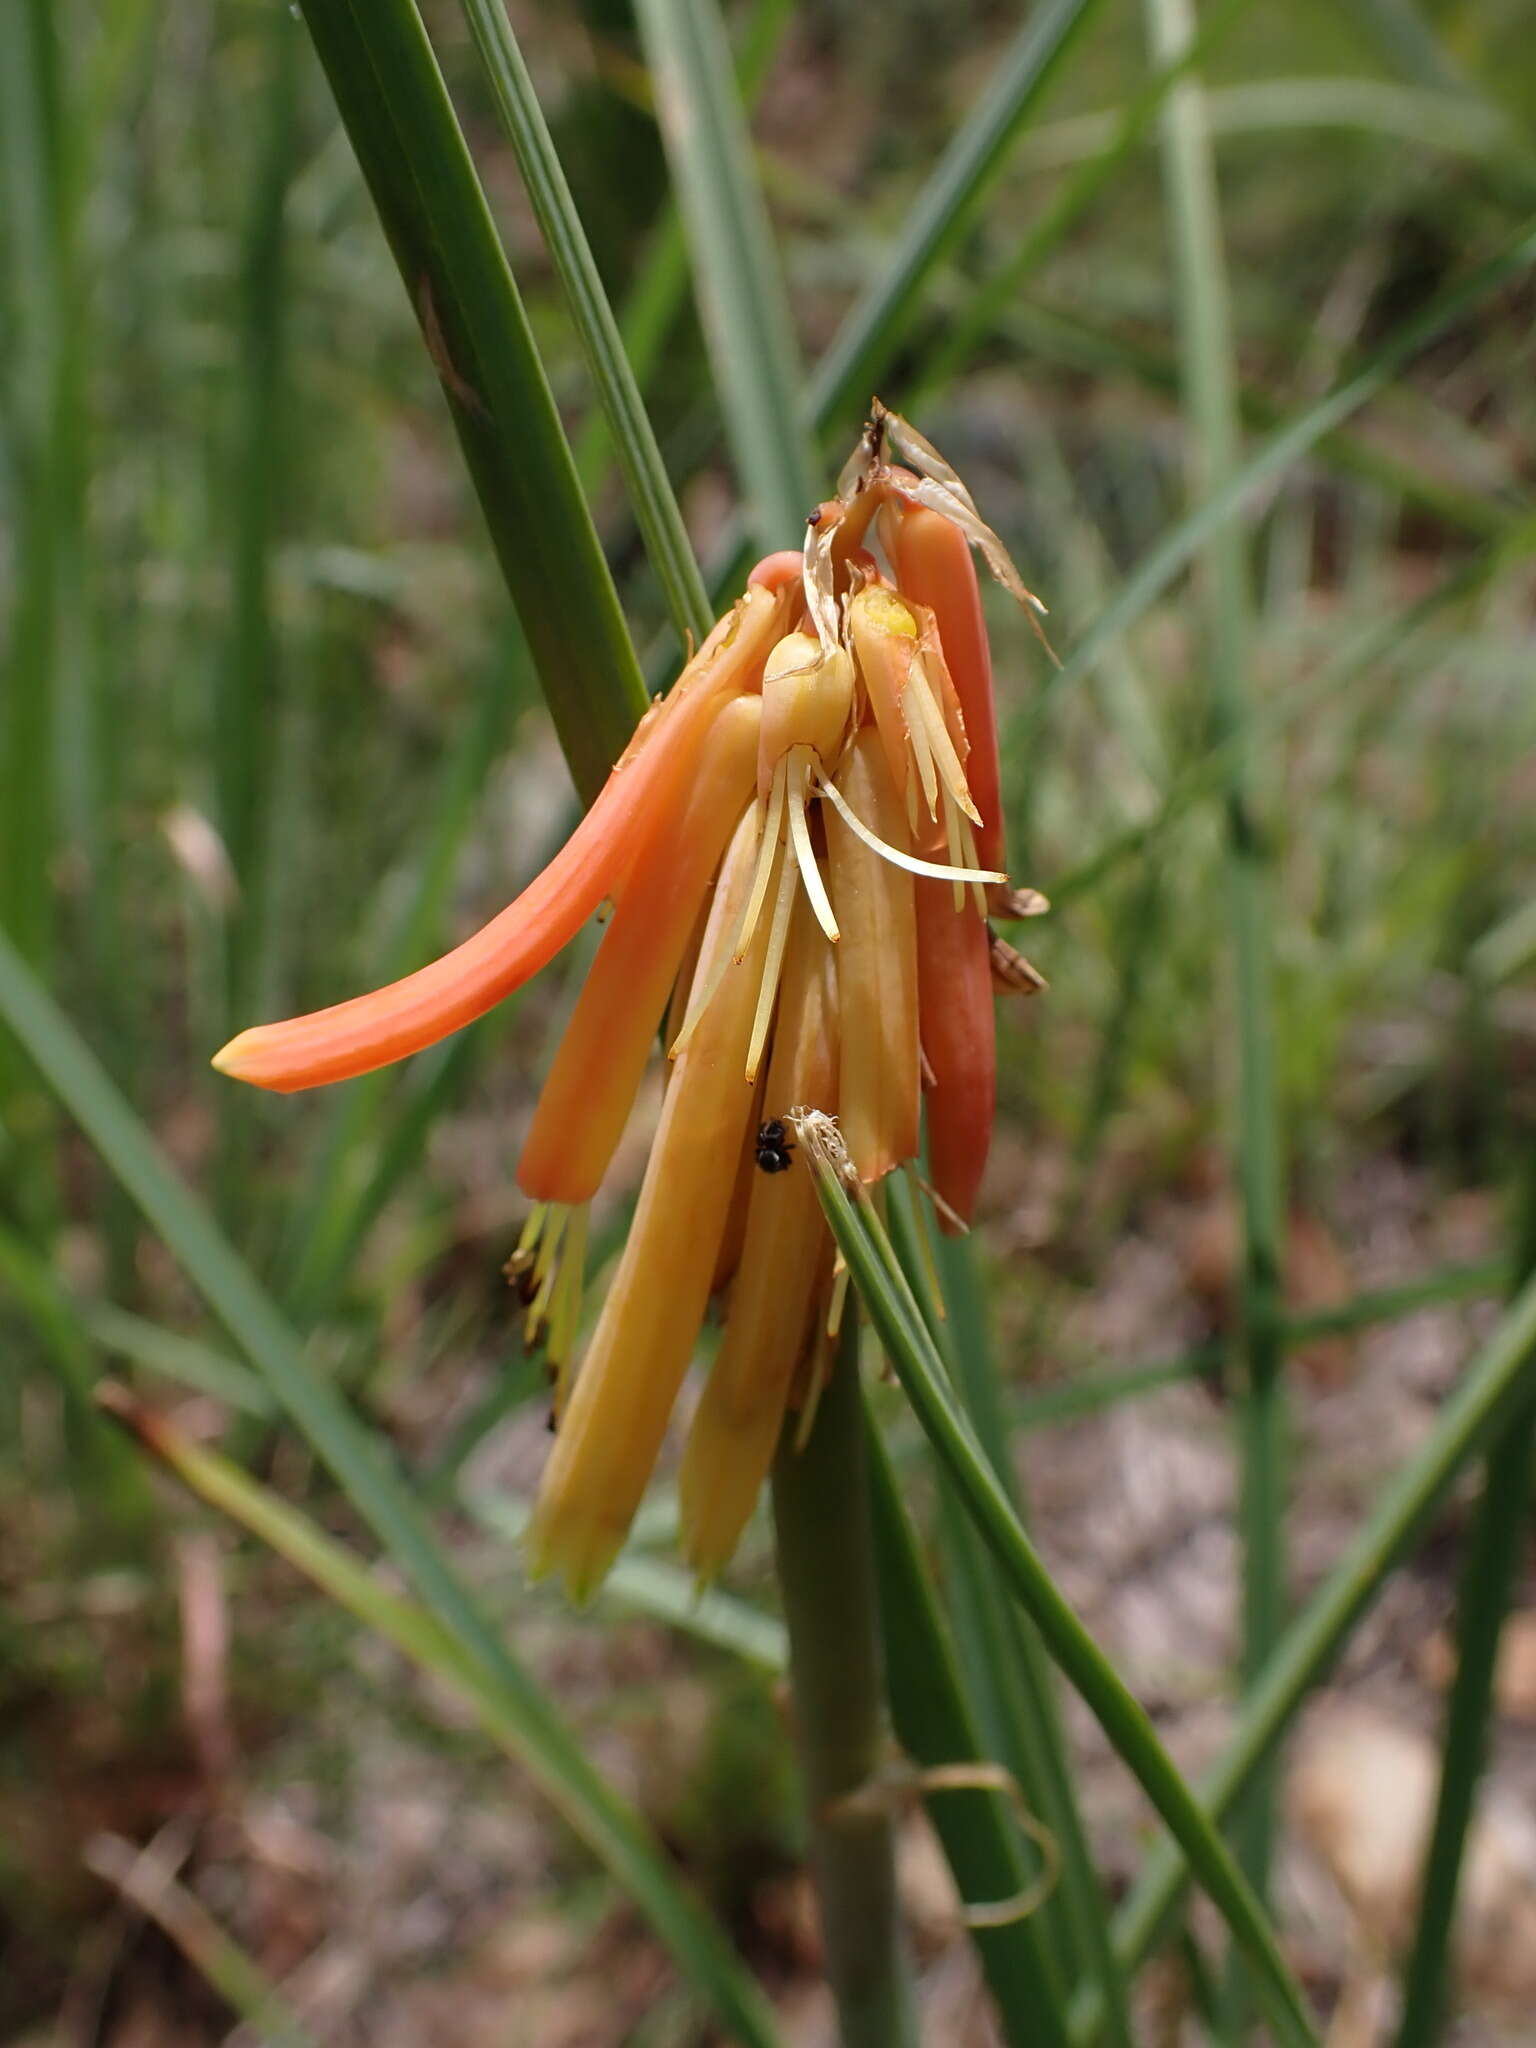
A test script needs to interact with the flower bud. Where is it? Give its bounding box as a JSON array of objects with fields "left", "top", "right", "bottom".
[{"left": 757, "top": 631, "right": 853, "bottom": 795}]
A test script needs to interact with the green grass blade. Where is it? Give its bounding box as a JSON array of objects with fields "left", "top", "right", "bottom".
[
  {"left": 296, "top": 0, "right": 646, "bottom": 798},
  {"left": 1036, "top": 216, "right": 1536, "bottom": 723},
  {"left": 1012, "top": 1260, "right": 1505, "bottom": 1429},
  {"left": 690, "top": 0, "right": 1108, "bottom": 591},
  {"left": 993, "top": 294, "right": 1516, "bottom": 541},
  {"left": 1394, "top": 1165, "right": 1536, "bottom": 2048},
  {"left": 865, "top": 1419, "right": 1075, "bottom": 2048},
  {"left": 1394, "top": 1394, "right": 1536, "bottom": 2047},
  {"left": 633, "top": 0, "right": 819, "bottom": 542},
  {"left": 0, "top": 927, "right": 779, "bottom": 2048},
  {"left": 466, "top": 1492, "right": 789, "bottom": 1674},
  {"left": 572, "top": 0, "right": 794, "bottom": 499},
  {"left": 1471, "top": 894, "right": 1536, "bottom": 987},
  {"left": 0, "top": 0, "right": 90, "bottom": 985},
  {"left": 282, "top": 644, "right": 524, "bottom": 1309},
  {"left": 0, "top": 1224, "right": 148, "bottom": 1518},
  {"left": 218, "top": 7, "right": 300, "bottom": 1026},
  {"left": 1085, "top": 1263, "right": 1536, "bottom": 2041},
  {"left": 1050, "top": 507, "right": 1536, "bottom": 911},
  {"left": 83, "top": 1302, "right": 274, "bottom": 1417},
  {"left": 84, "top": 1825, "right": 318, "bottom": 2048},
  {"left": 888, "top": 1187, "right": 1134, "bottom": 2042},
  {"left": 797, "top": 1141, "right": 1320, "bottom": 2048},
  {"left": 809, "top": 0, "right": 1108, "bottom": 433},
  {"left": 1145, "top": 0, "right": 1287, "bottom": 1953},
  {"left": 1345, "top": 0, "right": 1475, "bottom": 97},
  {"left": 455, "top": 0, "right": 711, "bottom": 645},
  {"left": 99, "top": 1385, "right": 777, "bottom": 2048}
]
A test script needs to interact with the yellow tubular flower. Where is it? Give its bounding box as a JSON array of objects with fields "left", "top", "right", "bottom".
[
  {"left": 526, "top": 803, "right": 773, "bottom": 1601},
  {"left": 846, "top": 583, "right": 984, "bottom": 884},
  {"left": 825, "top": 726, "right": 920, "bottom": 1181},
  {"left": 678, "top": 894, "right": 839, "bottom": 1577},
  {"left": 516, "top": 694, "right": 762, "bottom": 1207},
  {"left": 711, "top": 1063, "right": 768, "bottom": 1293},
  {"left": 671, "top": 627, "right": 851, "bottom": 1078}
]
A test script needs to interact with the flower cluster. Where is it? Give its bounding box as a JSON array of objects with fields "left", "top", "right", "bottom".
[{"left": 214, "top": 406, "right": 1045, "bottom": 1598}]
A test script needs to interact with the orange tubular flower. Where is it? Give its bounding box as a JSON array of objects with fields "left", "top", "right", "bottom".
[
  {"left": 212, "top": 408, "right": 1046, "bottom": 1593},
  {"left": 515, "top": 693, "right": 762, "bottom": 1207},
  {"left": 825, "top": 726, "right": 920, "bottom": 1183},
  {"left": 212, "top": 581, "right": 791, "bottom": 1094},
  {"left": 913, "top": 872, "right": 995, "bottom": 1233},
  {"left": 885, "top": 503, "right": 1007, "bottom": 875}
]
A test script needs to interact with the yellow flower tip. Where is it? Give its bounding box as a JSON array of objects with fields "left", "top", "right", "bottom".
[
  {"left": 857, "top": 587, "right": 918, "bottom": 639},
  {"left": 525, "top": 1497, "right": 627, "bottom": 1607},
  {"left": 678, "top": 1415, "right": 776, "bottom": 1580},
  {"left": 209, "top": 1028, "right": 261, "bottom": 1083}
]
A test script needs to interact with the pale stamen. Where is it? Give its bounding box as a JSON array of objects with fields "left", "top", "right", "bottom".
[
  {"left": 826, "top": 1257, "right": 850, "bottom": 1339},
  {"left": 786, "top": 748, "right": 839, "bottom": 943},
  {"left": 944, "top": 794, "right": 967, "bottom": 914},
  {"left": 905, "top": 685, "right": 940, "bottom": 822},
  {"left": 735, "top": 758, "right": 788, "bottom": 964},
  {"left": 524, "top": 1203, "right": 570, "bottom": 1346},
  {"left": 958, "top": 815, "right": 989, "bottom": 917},
  {"left": 547, "top": 1205, "right": 589, "bottom": 1419},
  {"left": 670, "top": 802, "right": 770, "bottom": 1058},
  {"left": 816, "top": 773, "right": 1006, "bottom": 887},
  {"left": 906, "top": 664, "right": 981, "bottom": 826}
]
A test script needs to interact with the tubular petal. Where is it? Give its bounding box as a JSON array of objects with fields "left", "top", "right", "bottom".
[
  {"left": 517, "top": 696, "right": 762, "bottom": 1206},
  {"left": 526, "top": 805, "right": 774, "bottom": 1601},
  {"left": 825, "top": 728, "right": 920, "bottom": 1182},
  {"left": 847, "top": 584, "right": 921, "bottom": 805},
  {"left": 913, "top": 873, "right": 995, "bottom": 1233},
  {"left": 747, "top": 549, "right": 807, "bottom": 595},
  {"left": 212, "top": 584, "right": 789, "bottom": 1094},
  {"left": 710, "top": 1060, "right": 768, "bottom": 1293},
  {"left": 679, "top": 903, "right": 838, "bottom": 1576},
  {"left": 885, "top": 502, "right": 1006, "bottom": 872}
]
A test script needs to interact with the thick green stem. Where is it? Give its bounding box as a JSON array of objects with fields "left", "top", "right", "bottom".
[{"left": 772, "top": 1334, "right": 918, "bottom": 2048}]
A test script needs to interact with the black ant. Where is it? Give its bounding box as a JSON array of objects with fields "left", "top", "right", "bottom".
[{"left": 754, "top": 1118, "right": 795, "bottom": 1174}]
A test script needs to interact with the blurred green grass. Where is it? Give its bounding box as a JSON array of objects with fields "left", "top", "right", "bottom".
[{"left": 3, "top": 0, "right": 1536, "bottom": 2039}]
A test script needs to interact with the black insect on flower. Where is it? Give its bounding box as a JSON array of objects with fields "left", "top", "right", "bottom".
[{"left": 754, "top": 1118, "right": 796, "bottom": 1174}]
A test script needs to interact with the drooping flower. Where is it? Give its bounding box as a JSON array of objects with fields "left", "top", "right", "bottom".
[{"left": 213, "top": 405, "right": 1046, "bottom": 1596}]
